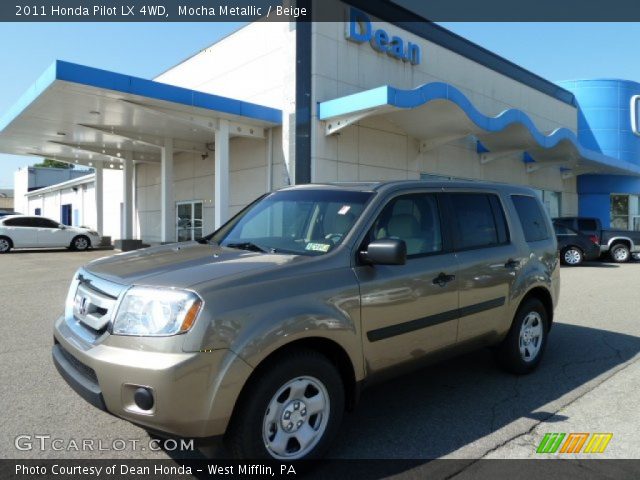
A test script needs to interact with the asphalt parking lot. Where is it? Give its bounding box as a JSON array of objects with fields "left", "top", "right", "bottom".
[{"left": 1, "top": 249, "right": 640, "bottom": 474}]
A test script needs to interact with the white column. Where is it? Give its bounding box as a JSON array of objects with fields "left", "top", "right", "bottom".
[
  {"left": 94, "top": 166, "right": 104, "bottom": 235},
  {"left": 122, "top": 157, "right": 134, "bottom": 239},
  {"left": 215, "top": 119, "right": 230, "bottom": 229},
  {"left": 161, "top": 138, "right": 175, "bottom": 243}
]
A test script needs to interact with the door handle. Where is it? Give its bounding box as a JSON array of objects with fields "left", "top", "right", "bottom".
[
  {"left": 432, "top": 272, "right": 456, "bottom": 287},
  {"left": 505, "top": 258, "right": 519, "bottom": 269}
]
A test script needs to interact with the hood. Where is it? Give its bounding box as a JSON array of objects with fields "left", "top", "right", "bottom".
[
  {"left": 84, "top": 242, "right": 301, "bottom": 288},
  {"left": 69, "top": 225, "right": 97, "bottom": 234}
]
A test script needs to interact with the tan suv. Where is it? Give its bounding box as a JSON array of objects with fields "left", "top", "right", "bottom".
[{"left": 53, "top": 181, "right": 559, "bottom": 460}]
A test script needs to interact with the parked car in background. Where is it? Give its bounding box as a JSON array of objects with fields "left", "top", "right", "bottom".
[
  {"left": 0, "top": 210, "right": 21, "bottom": 218},
  {"left": 553, "top": 216, "right": 640, "bottom": 263},
  {"left": 0, "top": 215, "right": 100, "bottom": 253},
  {"left": 53, "top": 181, "right": 558, "bottom": 461},
  {"left": 553, "top": 221, "right": 600, "bottom": 266}
]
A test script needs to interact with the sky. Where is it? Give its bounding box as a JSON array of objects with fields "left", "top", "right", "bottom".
[
  {"left": 0, "top": 22, "right": 243, "bottom": 188},
  {"left": 1, "top": 22, "right": 640, "bottom": 188}
]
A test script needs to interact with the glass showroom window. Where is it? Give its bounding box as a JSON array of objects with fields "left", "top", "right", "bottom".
[
  {"left": 534, "top": 190, "right": 562, "bottom": 218},
  {"left": 610, "top": 194, "right": 640, "bottom": 230},
  {"left": 631, "top": 95, "right": 640, "bottom": 136}
]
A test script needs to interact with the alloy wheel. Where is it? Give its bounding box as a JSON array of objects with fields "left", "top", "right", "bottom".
[
  {"left": 519, "top": 311, "right": 543, "bottom": 362},
  {"left": 262, "top": 376, "right": 330, "bottom": 460},
  {"left": 74, "top": 237, "right": 89, "bottom": 250},
  {"left": 613, "top": 247, "right": 629, "bottom": 262},
  {"left": 563, "top": 248, "right": 582, "bottom": 265}
]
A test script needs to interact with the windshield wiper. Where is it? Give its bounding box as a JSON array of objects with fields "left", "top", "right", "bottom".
[
  {"left": 197, "top": 237, "right": 218, "bottom": 246},
  {"left": 225, "top": 242, "right": 270, "bottom": 253}
]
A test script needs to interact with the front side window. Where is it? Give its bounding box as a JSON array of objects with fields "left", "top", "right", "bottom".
[
  {"left": 449, "top": 193, "right": 507, "bottom": 250},
  {"left": 368, "top": 193, "right": 443, "bottom": 257},
  {"left": 512, "top": 195, "right": 551, "bottom": 242},
  {"left": 33, "top": 218, "right": 60, "bottom": 228},
  {"left": 210, "top": 190, "right": 373, "bottom": 256}
]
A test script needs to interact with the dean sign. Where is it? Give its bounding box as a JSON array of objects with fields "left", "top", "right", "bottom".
[{"left": 346, "top": 7, "right": 421, "bottom": 65}]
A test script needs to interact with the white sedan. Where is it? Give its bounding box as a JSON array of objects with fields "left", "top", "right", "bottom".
[{"left": 0, "top": 215, "right": 101, "bottom": 253}]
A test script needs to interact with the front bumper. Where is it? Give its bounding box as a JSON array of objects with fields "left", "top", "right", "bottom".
[
  {"left": 53, "top": 316, "right": 252, "bottom": 438},
  {"left": 52, "top": 343, "right": 106, "bottom": 411}
]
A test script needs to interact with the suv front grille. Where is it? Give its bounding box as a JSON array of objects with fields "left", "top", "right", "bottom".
[{"left": 73, "top": 281, "right": 117, "bottom": 333}]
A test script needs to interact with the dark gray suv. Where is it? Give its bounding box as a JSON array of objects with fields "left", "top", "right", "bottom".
[{"left": 53, "top": 180, "right": 559, "bottom": 461}]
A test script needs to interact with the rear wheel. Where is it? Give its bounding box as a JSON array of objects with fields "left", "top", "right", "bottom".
[
  {"left": 495, "top": 297, "right": 549, "bottom": 374},
  {"left": 561, "top": 246, "right": 583, "bottom": 266},
  {"left": 71, "top": 235, "right": 90, "bottom": 251},
  {"left": 0, "top": 236, "right": 12, "bottom": 253},
  {"left": 226, "top": 350, "right": 344, "bottom": 460},
  {"left": 610, "top": 243, "right": 630, "bottom": 263}
]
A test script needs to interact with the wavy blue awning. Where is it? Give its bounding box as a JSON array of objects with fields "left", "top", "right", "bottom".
[{"left": 319, "top": 82, "right": 640, "bottom": 177}]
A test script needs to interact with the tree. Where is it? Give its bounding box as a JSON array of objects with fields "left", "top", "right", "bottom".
[{"left": 33, "top": 158, "right": 74, "bottom": 169}]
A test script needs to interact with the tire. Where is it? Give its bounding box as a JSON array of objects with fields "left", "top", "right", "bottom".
[
  {"left": 225, "top": 349, "right": 345, "bottom": 460},
  {"left": 71, "top": 235, "right": 91, "bottom": 251},
  {"left": 561, "top": 246, "right": 583, "bottom": 266},
  {"left": 0, "top": 236, "right": 12, "bottom": 253},
  {"left": 610, "top": 243, "right": 630, "bottom": 263},
  {"left": 495, "top": 297, "right": 549, "bottom": 375}
]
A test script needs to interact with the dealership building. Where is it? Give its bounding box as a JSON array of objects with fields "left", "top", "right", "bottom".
[{"left": 2, "top": 1, "right": 640, "bottom": 246}]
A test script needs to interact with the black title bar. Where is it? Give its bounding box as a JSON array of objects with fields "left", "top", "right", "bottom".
[{"left": 3, "top": 0, "right": 640, "bottom": 22}]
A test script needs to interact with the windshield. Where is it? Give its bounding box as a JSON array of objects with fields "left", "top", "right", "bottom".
[{"left": 209, "top": 189, "right": 373, "bottom": 255}]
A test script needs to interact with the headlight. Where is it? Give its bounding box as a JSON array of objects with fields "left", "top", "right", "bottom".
[
  {"left": 87, "top": 230, "right": 100, "bottom": 236},
  {"left": 112, "top": 286, "right": 203, "bottom": 336}
]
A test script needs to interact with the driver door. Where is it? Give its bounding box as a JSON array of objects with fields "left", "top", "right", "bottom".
[
  {"left": 354, "top": 192, "right": 460, "bottom": 375},
  {"left": 35, "top": 217, "right": 68, "bottom": 247}
]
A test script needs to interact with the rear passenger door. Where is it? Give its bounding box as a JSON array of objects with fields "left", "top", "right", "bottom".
[
  {"left": 2, "top": 217, "right": 39, "bottom": 247},
  {"left": 355, "top": 191, "right": 460, "bottom": 374},
  {"left": 444, "top": 192, "right": 521, "bottom": 344}
]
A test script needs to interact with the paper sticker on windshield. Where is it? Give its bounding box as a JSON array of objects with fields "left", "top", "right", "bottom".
[
  {"left": 306, "top": 243, "right": 331, "bottom": 252},
  {"left": 338, "top": 205, "right": 351, "bottom": 215}
]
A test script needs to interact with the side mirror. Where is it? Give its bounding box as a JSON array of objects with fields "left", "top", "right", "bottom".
[
  {"left": 59, "top": 225, "right": 66, "bottom": 230},
  {"left": 361, "top": 238, "right": 407, "bottom": 265}
]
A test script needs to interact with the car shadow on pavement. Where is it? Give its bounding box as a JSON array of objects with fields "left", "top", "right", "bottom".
[
  {"left": 167, "top": 322, "right": 640, "bottom": 478},
  {"left": 578, "top": 261, "right": 620, "bottom": 268},
  {"left": 328, "top": 322, "right": 640, "bottom": 461}
]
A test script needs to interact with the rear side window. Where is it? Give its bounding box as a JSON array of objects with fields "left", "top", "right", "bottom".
[
  {"left": 577, "top": 219, "right": 598, "bottom": 231},
  {"left": 449, "top": 193, "right": 509, "bottom": 250},
  {"left": 3, "top": 217, "right": 34, "bottom": 227},
  {"left": 512, "top": 195, "right": 550, "bottom": 242}
]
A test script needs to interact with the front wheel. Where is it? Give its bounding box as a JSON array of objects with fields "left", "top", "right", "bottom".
[
  {"left": 71, "top": 235, "right": 90, "bottom": 251},
  {"left": 561, "top": 246, "right": 583, "bottom": 266},
  {"left": 610, "top": 243, "right": 630, "bottom": 263},
  {"left": 225, "top": 350, "right": 344, "bottom": 460},
  {"left": 495, "top": 297, "right": 549, "bottom": 375}
]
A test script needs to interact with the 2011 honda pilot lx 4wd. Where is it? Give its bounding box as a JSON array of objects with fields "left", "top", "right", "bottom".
[{"left": 53, "top": 181, "right": 559, "bottom": 460}]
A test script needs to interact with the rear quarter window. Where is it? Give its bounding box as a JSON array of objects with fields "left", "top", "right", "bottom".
[{"left": 511, "top": 195, "right": 551, "bottom": 242}]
